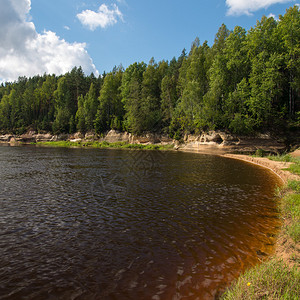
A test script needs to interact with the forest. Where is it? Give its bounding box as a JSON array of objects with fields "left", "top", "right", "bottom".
[{"left": 0, "top": 6, "right": 299, "bottom": 139}]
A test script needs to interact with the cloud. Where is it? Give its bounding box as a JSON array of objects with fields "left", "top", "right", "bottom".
[
  {"left": 77, "top": 4, "right": 123, "bottom": 30},
  {"left": 267, "top": 12, "right": 279, "bottom": 20},
  {"left": 226, "top": 0, "right": 292, "bottom": 16},
  {"left": 0, "top": 0, "right": 99, "bottom": 82}
]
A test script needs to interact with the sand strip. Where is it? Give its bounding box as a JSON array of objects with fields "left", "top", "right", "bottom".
[{"left": 222, "top": 154, "right": 299, "bottom": 184}]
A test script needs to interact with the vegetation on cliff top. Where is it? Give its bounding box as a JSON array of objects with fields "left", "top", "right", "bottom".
[{"left": 0, "top": 6, "right": 299, "bottom": 139}]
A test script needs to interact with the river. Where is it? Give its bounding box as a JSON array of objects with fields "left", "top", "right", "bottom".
[{"left": 0, "top": 145, "right": 281, "bottom": 299}]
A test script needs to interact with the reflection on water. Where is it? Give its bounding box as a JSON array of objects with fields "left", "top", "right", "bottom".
[{"left": 0, "top": 145, "right": 281, "bottom": 299}]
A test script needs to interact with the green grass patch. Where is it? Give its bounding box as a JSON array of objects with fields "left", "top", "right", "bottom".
[
  {"left": 267, "top": 153, "right": 296, "bottom": 162},
  {"left": 265, "top": 153, "right": 300, "bottom": 175},
  {"left": 221, "top": 258, "right": 300, "bottom": 300},
  {"left": 282, "top": 192, "right": 300, "bottom": 243},
  {"left": 287, "top": 180, "right": 300, "bottom": 192},
  {"left": 284, "top": 163, "right": 300, "bottom": 175},
  {"left": 36, "top": 140, "right": 174, "bottom": 151}
]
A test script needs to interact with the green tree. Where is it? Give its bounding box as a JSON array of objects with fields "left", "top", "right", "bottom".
[
  {"left": 173, "top": 42, "right": 211, "bottom": 133},
  {"left": 95, "top": 68, "right": 123, "bottom": 133},
  {"left": 247, "top": 52, "right": 284, "bottom": 129},
  {"left": 212, "top": 23, "right": 231, "bottom": 55},
  {"left": 0, "top": 95, "right": 11, "bottom": 130},
  {"left": 84, "top": 82, "right": 98, "bottom": 130},
  {"left": 52, "top": 107, "right": 71, "bottom": 134},
  {"left": 121, "top": 62, "right": 147, "bottom": 134},
  {"left": 278, "top": 5, "right": 300, "bottom": 116},
  {"left": 75, "top": 95, "right": 86, "bottom": 133}
]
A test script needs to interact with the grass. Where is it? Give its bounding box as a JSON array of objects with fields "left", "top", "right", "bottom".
[
  {"left": 221, "top": 259, "right": 299, "bottom": 300},
  {"left": 267, "top": 153, "right": 296, "bottom": 163},
  {"left": 281, "top": 179, "right": 300, "bottom": 243},
  {"left": 284, "top": 163, "right": 300, "bottom": 176},
  {"left": 287, "top": 180, "right": 300, "bottom": 192},
  {"left": 222, "top": 152, "right": 300, "bottom": 300},
  {"left": 35, "top": 140, "right": 174, "bottom": 151},
  {"left": 253, "top": 150, "right": 300, "bottom": 175},
  {"left": 282, "top": 191, "right": 300, "bottom": 243},
  {"left": 266, "top": 153, "right": 300, "bottom": 175}
]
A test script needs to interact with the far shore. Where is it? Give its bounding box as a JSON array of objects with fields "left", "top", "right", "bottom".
[{"left": 1, "top": 128, "right": 296, "bottom": 155}]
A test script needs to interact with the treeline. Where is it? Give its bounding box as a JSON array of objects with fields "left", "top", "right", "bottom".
[{"left": 0, "top": 6, "right": 299, "bottom": 138}]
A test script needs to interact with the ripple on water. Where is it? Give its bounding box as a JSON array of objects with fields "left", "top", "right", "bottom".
[{"left": 0, "top": 146, "right": 281, "bottom": 299}]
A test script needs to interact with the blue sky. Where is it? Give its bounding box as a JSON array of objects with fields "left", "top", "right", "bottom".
[{"left": 0, "top": 0, "right": 299, "bottom": 82}]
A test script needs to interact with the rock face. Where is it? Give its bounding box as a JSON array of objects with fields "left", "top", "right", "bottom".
[
  {"left": 0, "top": 129, "right": 289, "bottom": 154},
  {"left": 34, "top": 133, "right": 54, "bottom": 142},
  {"left": 104, "top": 130, "right": 173, "bottom": 145},
  {"left": 0, "top": 135, "right": 13, "bottom": 142},
  {"left": 180, "top": 131, "right": 286, "bottom": 154},
  {"left": 104, "top": 130, "right": 131, "bottom": 143},
  {"left": 0, "top": 132, "right": 55, "bottom": 144}
]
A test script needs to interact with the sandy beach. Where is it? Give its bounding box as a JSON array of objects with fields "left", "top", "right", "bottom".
[{"left": 222, "top": 153, "right": 300, "bottom": 184}]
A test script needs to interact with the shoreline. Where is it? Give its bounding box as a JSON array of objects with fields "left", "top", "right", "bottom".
[
  {"left": 221, "top": 153, "right": 300, "bottom": 184},
  {"left": 220, "top": 153, "right": 299, "bottom": 261},
  {"left": 0, "top": 128, "right": 294, "bottom": 155},
  {"left": 220, "top": 152, "right": 299, "bottom": 299}
]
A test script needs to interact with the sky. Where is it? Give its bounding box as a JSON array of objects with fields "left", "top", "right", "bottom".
[{"left": 0, "top": 0, "right": 299, "bottom": 82}]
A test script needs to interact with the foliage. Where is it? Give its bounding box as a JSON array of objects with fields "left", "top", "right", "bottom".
[
  {"left": 254, "top": 148, "right": 266, "bottom": 157},
  {"left": 0, "top": 6, "right": 299, "bottom": 136}
]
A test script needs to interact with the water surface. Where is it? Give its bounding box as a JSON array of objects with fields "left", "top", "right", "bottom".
[{"left": 0, "top": 145, "right": 281, "bottom": 299}]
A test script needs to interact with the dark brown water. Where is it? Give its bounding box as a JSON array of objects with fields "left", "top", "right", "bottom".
[{"left": 0, "top": 145, "right": 281, "bottom": 300}]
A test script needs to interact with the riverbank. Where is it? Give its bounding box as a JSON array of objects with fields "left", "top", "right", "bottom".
[
  {"left": 0, "top": 129, "right": 294, "bottom": 154},
  {"left": 222, "top": 153, "right": 300, "bottom": 184},
  {"left": 220, "top": 152, "right": 300, "bottom": 299}
]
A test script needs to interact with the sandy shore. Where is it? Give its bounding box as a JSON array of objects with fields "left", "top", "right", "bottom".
[
  {"left": 222, "top": 154, "right": 299, "bottom": 184},
  {"left": 222, "top": 152, "right": 300, "bottom": 269}
]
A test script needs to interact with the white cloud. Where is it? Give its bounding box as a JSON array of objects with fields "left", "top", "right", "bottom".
[
  {"left": 226, "top": 0, "right": 292, "bottom": 16},
  {"left": 77, "top": 4, "right": 123, "bottom": 31},
  {"left": 0, "top": 0, "right": 99, "bottom": 82},
  {"left": 267, "top": 12, "right": 279, "bottom": 20}
]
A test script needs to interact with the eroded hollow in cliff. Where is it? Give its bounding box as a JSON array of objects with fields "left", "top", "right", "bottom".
[{"left": 211, "top": 134, "right": 223, "bottom": 144}]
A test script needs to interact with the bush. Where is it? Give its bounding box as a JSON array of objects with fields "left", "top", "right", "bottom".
[{"left": 255, "top": 148, "right": 266, "bottom": 157}]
